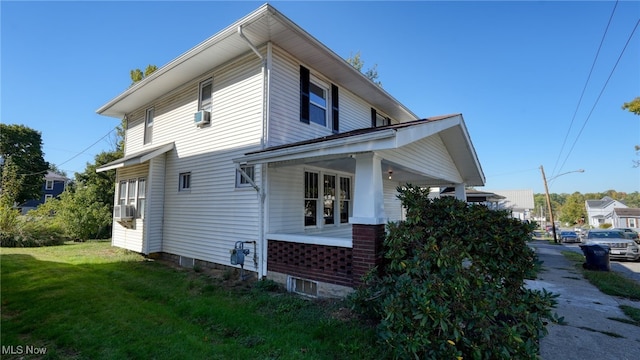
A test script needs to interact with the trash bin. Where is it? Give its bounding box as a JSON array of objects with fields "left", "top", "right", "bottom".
[{"left": 579, "top": 244, "right": 610, "bottom": 271}]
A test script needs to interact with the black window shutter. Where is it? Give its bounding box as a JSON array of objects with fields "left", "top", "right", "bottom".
[
  {"left": 371, "top": 108, "right": 377, "bottom": 128},
  {"left": 331, "top": 84, "right": 339, "bottom": 133},
  {"left": 300, "top": 66, "right": 310, "bottom": 124}
]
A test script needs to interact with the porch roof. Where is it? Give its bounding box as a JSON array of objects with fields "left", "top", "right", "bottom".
[
  {"left": 234, "top": 114, "right": 485, "bottom": 186},
  {"left": 95, "top": 142, "right": 174, "bottom": 172}
]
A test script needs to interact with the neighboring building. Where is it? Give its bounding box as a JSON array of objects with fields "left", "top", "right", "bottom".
[
  {"left": 482, "top": 189, "right": 535, "bottom": 221},
  {"left": 96, "top": 4, "right": 485, "bottom": 297},
  {"left": 585, "top": 196, "right": 627, "bottom": 228},
  {"left": 610, "top": 208, "right": 640, "bottom": 230},
  {"left": 19, "top": 171, "right": 69, "bottom": 214},
  {"left": 439, "top": 187, "right": 505, "bottom": 208}
]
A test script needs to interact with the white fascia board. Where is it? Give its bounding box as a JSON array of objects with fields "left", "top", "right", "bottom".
[
  {"left": 233, "top": 129, "right": 397, "bottom": 164},
  {"left": 394, "top": 115, "right": 461, "bottom": 147},
  {"left": 96, "top": 143, "right": 174, "bottom": 173}
]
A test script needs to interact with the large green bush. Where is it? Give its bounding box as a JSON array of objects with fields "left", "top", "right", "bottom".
[{"left": 351, "top": 185, "right": 557, "bottom": 359}]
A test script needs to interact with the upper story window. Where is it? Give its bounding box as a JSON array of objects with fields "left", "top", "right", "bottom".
[
  {"left": 371, "top": 108, "right": 391, "bottom": 127},
  {"left": 198, "top": 78, "right": 213, "bottom": 111},
  {"left": 300, "top": 66, "right": 339, "bottom": 132},
  {"left": 309, "top": 79, "right": 328, "bottom": 126},
  {"left": 144, "top": 108, "right": 154, "bottom": 145},
  {"left": 45, "top": 180, "right": 54, "bottom": 190}
]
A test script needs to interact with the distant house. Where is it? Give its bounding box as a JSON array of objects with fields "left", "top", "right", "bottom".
[
  {"left": 610, "top": 208, "right": 640, "bottom": 229},
  {"left": 585, "top": 196, "right": 627, "bottom": 228},
  {"left": 19, "top": 171, "right": 68, "bottom": 214},
  {"left": 95, "top": 4, "right": 485, "bottom": 298},
  {"left": 482, "top": 189, "right": 535, "bottom": 221}
]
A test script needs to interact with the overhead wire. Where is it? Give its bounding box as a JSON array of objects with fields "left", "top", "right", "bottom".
[
  {"left": 550, "top": 0, "right": 619, "bottom": 178},
  {"left": 556, "top": 17, "right": 640, "bottom": 175}
]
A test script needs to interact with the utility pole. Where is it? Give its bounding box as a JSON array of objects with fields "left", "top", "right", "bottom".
[{"left": 540, "top": 165, "right": 558, "bottom": 243}]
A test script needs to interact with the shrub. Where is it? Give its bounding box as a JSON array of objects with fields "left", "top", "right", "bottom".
[
  {"left": 599, "top": 223, "right": 612, "bottom": 229},
  {"left": 350, "top": 185, "right": 557, "bottom": 359}
]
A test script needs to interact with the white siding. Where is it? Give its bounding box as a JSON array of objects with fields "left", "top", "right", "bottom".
[
  {"left": 268, "top": 47, "right": 372, "bottom": 147},
  {"left": 267, "top": 165, "right": 304, "bottom": 233},
  {"left": 112, "top": 164, "right": 148, "bottom": 253},
  {"left": 113, "top": 52, "right": 264, "bottom": 268},
  {"left": 380, "top": 135, "right": 462, "bottom": 184},
  {"left": 146, "top": 155, "right": 166, "bottom": 253},
  {"left": 383, "top": 179, "right": 403, "bottom": 222}
]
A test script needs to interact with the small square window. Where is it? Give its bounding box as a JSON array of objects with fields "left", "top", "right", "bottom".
[
  {"left": 45, "top": 180, "right": 54, "bottom": 190},
  {"left": 236, "top": 165, "right": 255, "bottom": 188},
  {"left": 44, "top": 194, "right": 53, "bottom": 201},
  {"left": 179, "top": 172, "right": 191, "bottom": 191}
]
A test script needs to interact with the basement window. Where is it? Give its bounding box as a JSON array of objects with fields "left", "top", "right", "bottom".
[{"left": 288, "top": 276, "right": 318, "bottom": 297}]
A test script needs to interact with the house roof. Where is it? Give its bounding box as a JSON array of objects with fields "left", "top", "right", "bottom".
[
  {"left": 586, "top": 196, "right": 626, "bottom": 210},
  {"left": 97, "top": 3, "right": 418, "bottom": 123},
  {"left": 234, "top": 114, "right": 485, "bottom": 186},
  {"left": 482, "top": 189, "right": 535, "bottom": 210},
  {"left": 95, "top": 143, "right": 174, "bottom": 172},
  {"left": 613, "top": 207, "right": 640, "bottom": 217},
  {"left": 45, "top": 171, "right": 69, "bottom": 182},
  {"left": 440, "top": 188, "right": 505, "bottom": 203}
]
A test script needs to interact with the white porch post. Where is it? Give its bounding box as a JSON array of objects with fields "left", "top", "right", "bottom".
[
  {"left": 350, "top": 153, "right": 387, "bottom": 225},
  {"left": 454, "top": 184, "right": 467, "bottom": 202}
]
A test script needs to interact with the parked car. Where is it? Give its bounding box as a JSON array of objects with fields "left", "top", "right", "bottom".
[
  {"left": 584, "top": 230, "right": 640, "bottom": 261},
  {"left": 559, "top": 231, "right": 579, "bottom": 243}
]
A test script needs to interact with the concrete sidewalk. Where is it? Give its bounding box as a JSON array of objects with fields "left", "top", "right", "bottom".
[{"left": 528, "top": 240, "right": 640, "bottom": 359}]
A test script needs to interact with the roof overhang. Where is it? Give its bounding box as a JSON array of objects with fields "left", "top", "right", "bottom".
[
  {"left": 97, "top": 4, "right": 418, "bottom": 122},
  {"left": 234, "top": 114, "right": 485, "bottom": 186},
  {"left": 96, "top": 143, "right": 174, "bottom": 172}
]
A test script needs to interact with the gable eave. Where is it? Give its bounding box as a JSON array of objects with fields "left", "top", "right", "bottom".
[{"left": 97, "top": 4, "right": 418, "bottom": 122}]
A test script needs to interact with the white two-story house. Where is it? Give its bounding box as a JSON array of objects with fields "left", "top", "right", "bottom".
[{"left": 96, "top": 4, "right": 485, "bottom": 297}]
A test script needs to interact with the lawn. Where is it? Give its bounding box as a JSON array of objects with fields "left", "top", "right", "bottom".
[{"left": 1, "top": 241, "right": 381, "bottom": 359}]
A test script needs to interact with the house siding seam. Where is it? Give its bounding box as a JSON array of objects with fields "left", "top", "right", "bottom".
[{"left": 267, "top": 240, "right": 353, "bottom": 287}]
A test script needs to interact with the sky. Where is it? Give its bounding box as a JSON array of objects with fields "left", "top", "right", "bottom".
[{"left": 2, "top": 0, "right": 639, "bottom": 195}]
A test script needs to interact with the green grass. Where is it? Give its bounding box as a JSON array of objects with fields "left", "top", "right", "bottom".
[
  {"left": 1, "top": 241, "right": 381, "bottom": 359},
  {"left": 560, "top": 251, "right": 640, "bottom": 301}
]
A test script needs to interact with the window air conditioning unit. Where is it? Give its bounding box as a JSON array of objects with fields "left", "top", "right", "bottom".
[
  {"left": 194, "top": 110, "right": 210, "bottom": 127},
  {"left": 114, "top": 204, "right": 136, "bottom": 221}
]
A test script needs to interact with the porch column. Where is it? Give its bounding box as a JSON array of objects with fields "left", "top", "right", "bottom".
[
  {"left": 350, "top": 153, "right": 387, "bottom": 287},
  {"left": 350, "top": 153, "right": 387, "bottom": 225},
  {"left": 454, "top": 183, "right": 467, "bottom": 202}
]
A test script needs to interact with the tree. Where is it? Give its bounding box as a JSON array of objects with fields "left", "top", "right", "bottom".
[
  {"left": 346, "top": 51, "right": 381, "bottom": 86},
  {"left": 130, "top": 64, "right": 158, "bottom": 85},
  {"left": 558, "top": 192, "right": 586, "bottom": 225},
  {"left": 0, "top": 124, "right": 49, "bottom": 205}
]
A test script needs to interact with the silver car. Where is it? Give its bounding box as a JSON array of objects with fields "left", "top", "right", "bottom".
[{"left": 584, "top": 230, "right": 640, "bottom": 261}]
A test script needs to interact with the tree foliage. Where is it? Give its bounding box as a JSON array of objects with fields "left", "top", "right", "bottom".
[
  {"left": 346, "top": 51, "right": 381, "bottom": 86},
  {"left": 622, "top": 96, "right": 640, "bottom": 115},
  {"left": 558, "top": 192, "right": 586, "bottom": 225},
  {"left": 351, "top": 185, "right": 557, "bottom": 359},
  {"left": 0, "top": 124, "right": 49, "bottom": 205},
  {"left": 130, "top": 64, "right": 158, "bottom": 85}
]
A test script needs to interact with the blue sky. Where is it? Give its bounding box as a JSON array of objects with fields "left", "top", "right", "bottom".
[{"left": 2, "top": 1, "right": 639, "bottom": 195}]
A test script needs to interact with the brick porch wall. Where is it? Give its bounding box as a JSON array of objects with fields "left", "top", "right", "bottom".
[
  {"left": 267, "top": 240, "right": 353, "bottom": 287},
  {"left": 351, "top": 224, "right": 386, "bottom": 287}
]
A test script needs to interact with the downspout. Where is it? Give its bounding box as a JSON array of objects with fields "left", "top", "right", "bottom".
[{"left": 238, "top": 25, "right": 268, "bottom": 280}]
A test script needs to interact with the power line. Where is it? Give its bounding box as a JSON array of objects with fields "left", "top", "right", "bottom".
[
  {"left": 9, "top": 127, "right": 118, "bottom": 177},
  {"left": 551, "top": 0, "right": 619, "bottom": 178},
  {"left": 557, "top": 17, "right": 640, "bottom": 175}
]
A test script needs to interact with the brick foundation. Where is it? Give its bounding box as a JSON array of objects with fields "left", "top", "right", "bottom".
[{"left": 267, "top": 240, "right": 353, "bottom": 287}]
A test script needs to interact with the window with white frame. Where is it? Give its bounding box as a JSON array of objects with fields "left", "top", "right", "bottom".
[
  {"left": 116, "top": 178, "right": 146, "bottom": 218},
  {"left": 179, "top": 172, "right": 191, "bottom": 192},
  {"left": 44, "top": 194, "right": 53, "bottom": 201},
  {"left": 304, "top": 170, "right": 352, "bottom": 227},
  {"left": 137, "top": 178, "right": 146, "bottom": 218},
  {"left": 45, "top": 180, "right": 54, "bottom": 190},
  {"left": 236, "top": 165, "right": 255, "bottom": 188},
  {"left": 198, "top": 78, "right": 213, "bottom": 111},
  {"left": 339, "top": 177, "right": 351, "bottom": 224},
  {"left": 629, "top": 218, "right": 637, "bottom": 228},
  {"left": 304, "top": 171, "right": 319, "bottom": 226},
  {"left": 144, "top": 108, "right": 153, "bottom": 145},
  {"left": 309, "top": 78, "right": 328, "bottom": 126}
]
